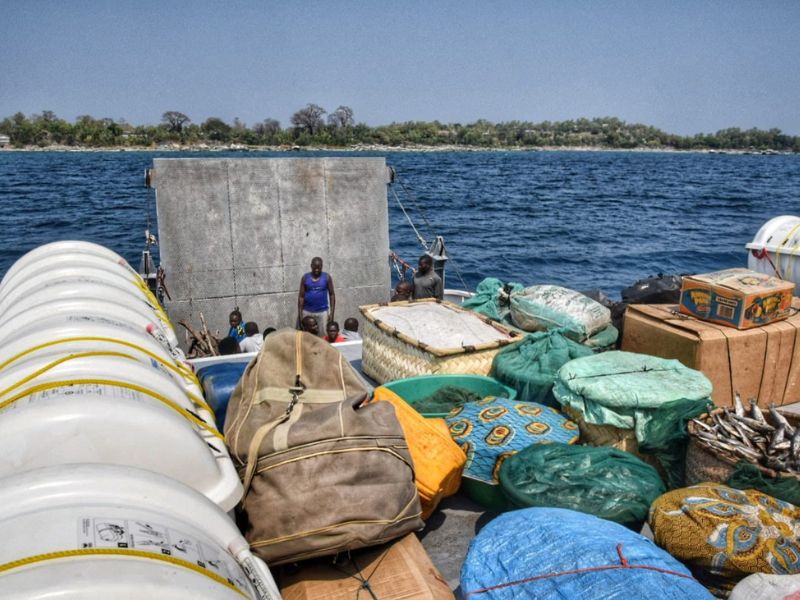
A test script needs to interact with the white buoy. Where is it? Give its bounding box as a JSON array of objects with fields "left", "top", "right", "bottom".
[{"left": 747, "top": 215, "right": 800, "bottom": 292}]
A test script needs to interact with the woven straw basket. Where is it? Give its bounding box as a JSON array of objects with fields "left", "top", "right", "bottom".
[
  {"left": 686, "top": 409, "right": 800, "bottom": 485},
  {"left": 561, "top": 404, "right": 663, "bottom": 473},
  {"left": 359, "top": 299, "right": 520, "bottom": 385}
]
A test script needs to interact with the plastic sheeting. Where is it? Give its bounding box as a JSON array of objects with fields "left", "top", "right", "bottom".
[
  {"left": 498, "top": 444, "right": 665, "bottom": 529},
  {"left": 729, "top": 573, "right": 800, "bottom": 600},
  {"left": 553, "top": 351, "right": 713, "bottom": 438},
  {"left": 369, "top": 303, "right": 512, "bottom": 348},
  {"left": 510, "top": 285, "right": 611, "bottom": 341},
  {"left": 460, "top": 507, "right": 713, "bottom": 600},
  {"left": 492, "top": 330, "right": 592, "bottom": 406}
]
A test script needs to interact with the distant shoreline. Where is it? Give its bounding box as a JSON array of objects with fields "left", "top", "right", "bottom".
[{"left": 0, "top": 143, "right": 794, "bottom": 155}]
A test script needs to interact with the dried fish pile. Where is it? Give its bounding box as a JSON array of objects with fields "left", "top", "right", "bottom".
[{"left": 691, "top": 394, "right": 800, "bottom": 474}]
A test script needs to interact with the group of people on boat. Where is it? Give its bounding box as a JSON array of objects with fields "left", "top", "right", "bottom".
[{"left": 216, "top": 254, "right": 441, "bottom": 354}]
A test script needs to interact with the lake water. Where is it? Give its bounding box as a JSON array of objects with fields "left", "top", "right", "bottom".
[{"left": 1, "top": 150, "right": 798, "bottom": 297}]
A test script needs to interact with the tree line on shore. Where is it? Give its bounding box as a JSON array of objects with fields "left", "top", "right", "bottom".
[{"left": 1, "top": 105, "right": 798, "bottom": 151}]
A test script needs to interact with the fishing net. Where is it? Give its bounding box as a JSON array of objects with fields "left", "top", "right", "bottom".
[
  {"left": 412, "top": 385, "right": 483, "bottom": 415},
  {"left": 726, "top": 462, "right": 800, "bottom": 506},
  {"left": 498, "top": 443, "right": 666, "bottom": 530},
  {"left": 638, "top": 397, "right": 712, "bottom": 489},
  {"left": 491, "top": 330, "right": 592, "bottom": 406},
  {"left": 369, "top": 303, "right": 511, "bottom": 348}
]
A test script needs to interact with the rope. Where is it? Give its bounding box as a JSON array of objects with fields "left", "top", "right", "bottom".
[
  {"left": 0, "top": 344, "right": 209, "bottom": 415},
  {"left": 331, "top": 546, "right": 393, "bottom": 600},
  {"left": 0, "top": 548, "right": 248, "bottom": 598},
  {"left": 392, "top": 173, "right": 469, "bottom": 291},
  {"left": 390, "top": 186, "right": 427, "bottom": 250}
]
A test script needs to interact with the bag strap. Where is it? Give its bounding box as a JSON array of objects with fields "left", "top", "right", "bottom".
[{"left": 241, "top": 332, "right": 305, "bottom": 501}]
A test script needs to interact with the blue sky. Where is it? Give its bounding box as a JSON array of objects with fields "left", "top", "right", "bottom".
[{"left": 1, "top": 1, "right": 798, "bottom": 135}]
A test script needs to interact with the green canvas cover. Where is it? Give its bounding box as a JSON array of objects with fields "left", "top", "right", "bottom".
[
  {"left": 461, "top": 277, "right": 523, "bottom": 322},
  {"left": 492, "top": 330, "right": 593, "bottom": 406},
  {"left": 498, "top": 443, "right": 665, "bottom": 529},
  {"left": 553, "top": 351, "right": 713, "bottom": 439}
]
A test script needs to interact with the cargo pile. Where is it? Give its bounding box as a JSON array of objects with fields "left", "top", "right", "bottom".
[{"left": 7, "top": 239, "right": 800, "bottom": 599}]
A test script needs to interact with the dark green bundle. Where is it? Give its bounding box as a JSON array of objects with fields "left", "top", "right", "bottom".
[
  {"left": 492, "top": 330, "right": 592, "bottom": 406},
  {"left": 413, "top": 385, "right": 483, "bottom": 415},
  {"left": 498, "top": 443, "right": 665, "bottom": 529},
  {"left": 726, "top": 462, "right": 800, "bottom": 506},
  {"left": 638, "top": 398, "right": 711, "bottom": 489}
]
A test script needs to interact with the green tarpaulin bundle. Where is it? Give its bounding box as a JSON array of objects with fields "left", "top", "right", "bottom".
[
  {"left": 492, "top": 330, "right": 593, "bottom": 406},
  {"left": 461, "top": 277, "right": 522, "bottom": 323},
  {"left": 554, "top": 351, "right": 713, "bottom": 488},
  {"left": 498, "top": 443, "right": 666, "bottom": 529}
]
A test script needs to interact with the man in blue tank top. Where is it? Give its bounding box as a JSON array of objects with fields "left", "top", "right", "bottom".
[{"left": 297, "top": 257, "right": 335, "bottom": 335}]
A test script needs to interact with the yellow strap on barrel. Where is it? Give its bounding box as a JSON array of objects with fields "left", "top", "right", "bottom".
[
  {"left": 132, "top": 277, "right": 175, "bottom": 332},
  {"left": 0, "top": 378, "right": 223, "bottom": 441},
  {"left": 0, "top": 548, "right": 248, "bottom": 598},
  {"left": 0, "top": 344, "right": 209, "bottom": 416},
  {"left": 0, "top": 353, "right": 223, "bottom": 441},
  {"left": 775, "top": 221, "right": 800, "bottom": 279}
]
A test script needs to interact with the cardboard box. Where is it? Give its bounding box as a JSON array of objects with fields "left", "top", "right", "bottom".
[
  {"left": 279, "top": 533, "right": 454, "bottom": 600},
  {"left": 621, "top": 302, "right": 800, "bottom": 407},
  {"left": 679, "top": 268, "right": 794, "bottom": 329}
]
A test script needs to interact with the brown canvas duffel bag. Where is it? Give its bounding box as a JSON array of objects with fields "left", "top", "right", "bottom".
[{"left": 224, "top": 329, "right": 423, "bottom": 565}]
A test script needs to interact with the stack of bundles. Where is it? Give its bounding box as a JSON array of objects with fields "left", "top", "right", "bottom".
[
  {"left": 553, "top": 351, "right": 712, "bottom": 488},
  {"left": 460, "top": 507, "right": 714, "bottom": 599},
  {"left": 649, "top": 483, "right": 800, "bottom": 596},
  {"left": 687, "top": 404, "right": 800, "bottom": 504},
  {"left": 462, "top": 278, "right": 618, "bottom": 349},
  {"left": 498, "top": 443, "right": 665, "bottom": 530},
  {"left": 225, "top": 330, "right": 424, "bottom": 565},
  {"left": 729, "top": 573, "right": 800, "bottom": 600},
  {"left": 359, "top": 300, "right": 518, "bottom": 384},
  {"left": 445, "top": 397, "right": 579, "bottom": 509},
  {"left": 372, "top": 386, "right": 467, "bottom": 519},
  {"left": 491, "top": 329, "right": 592, "bottom": 405}
]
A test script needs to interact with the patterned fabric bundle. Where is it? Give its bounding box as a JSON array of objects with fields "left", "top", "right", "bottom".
[
  {"left": 445, "top": 397, "right": 579, "bottom": 508},
  {"left": 649, "top": 483, "right": 800, "bottom": 595}
]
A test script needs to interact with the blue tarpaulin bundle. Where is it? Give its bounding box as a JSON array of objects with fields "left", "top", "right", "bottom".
[{"left": 460, "top": 507, "right": 713, "bottom": 600}]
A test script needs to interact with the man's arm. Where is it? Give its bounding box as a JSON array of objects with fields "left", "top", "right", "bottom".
[
  {"left": 328, "top": 274, "right": 336, "bottom": 320},
  {"left": 435, "top": 274, "right": 444, "bottom": 300},
  {"left": 297, "top": 278, "right": 306, "bottom": 327}
]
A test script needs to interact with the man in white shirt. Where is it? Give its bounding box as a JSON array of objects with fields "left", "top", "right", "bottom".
[
  {"left": 341, "top": 317, "right": 361, "bottom": 341},
  {"left": 239, "top": 322, "right": 264, "bottom": 353}
]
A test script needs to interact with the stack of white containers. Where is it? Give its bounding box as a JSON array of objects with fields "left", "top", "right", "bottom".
[{"left": 0, "top": 241, "right": 280, "bottom": 600}]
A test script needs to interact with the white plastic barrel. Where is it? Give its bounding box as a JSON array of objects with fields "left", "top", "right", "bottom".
[
  {"left": 0, "top": 240, "right": 131, "bottom": 290},
  {"left": 0, "top": 242, "right": 242, "bottom": 511},
  {"left": 0, "top": 298, "right": 180, "bottom": 355},
  {"left": 0, "top": 321, "right": 201, "bottom": 397},
  {"left": 747, "top": 215, "right": 800, "bottom": 292},
  {"left": 0, "top": 464, "right": 280, "bottom": 600}
]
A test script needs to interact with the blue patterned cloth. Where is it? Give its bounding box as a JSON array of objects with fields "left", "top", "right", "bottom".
[{"left": 446, "top": 397, "right": 579, "bottom": 485}]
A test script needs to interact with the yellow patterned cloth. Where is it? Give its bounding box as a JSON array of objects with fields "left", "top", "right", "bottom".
[{"left": 649, "top": 484, "right": 800, "bottom": 596}]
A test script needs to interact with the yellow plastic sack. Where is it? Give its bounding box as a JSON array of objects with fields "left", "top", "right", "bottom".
[
  {"left": 649, "top": 483, "right": 800, "bottom": 595},
  {"left": 373, "top": 386, "right": 466, "bottom": 519}
]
